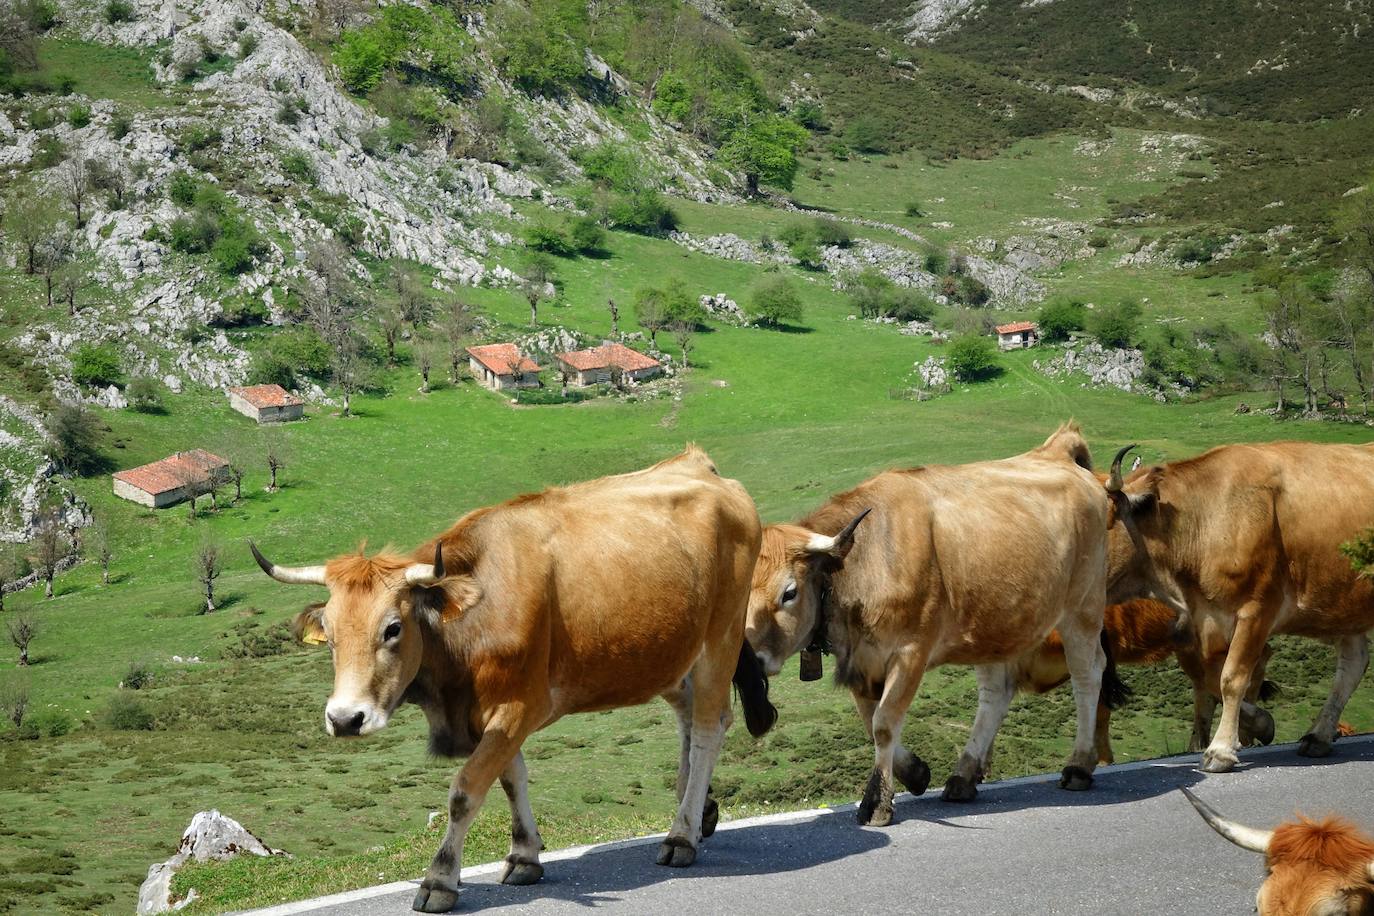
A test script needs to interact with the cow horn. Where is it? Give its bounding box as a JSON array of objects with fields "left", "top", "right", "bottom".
[
  {"left": 404, "top": 542, "right": 446, "bottom": 586},
  {"left": 249, "top": 541, "right": 327, "bottom": 586},
  {"left": 1106, "top": 444, "right": 1137, "bottom": 493},
  {"left": 805, "top": 508, "right": 871, "bottom": 556},
  {"left": 1180, "top": 788, "right": 1272, "bottom": 853}
]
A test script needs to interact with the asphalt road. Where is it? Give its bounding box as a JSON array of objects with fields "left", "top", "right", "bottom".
[{"left": 249, "top": 736, "right": 1374, "bottom": 916}]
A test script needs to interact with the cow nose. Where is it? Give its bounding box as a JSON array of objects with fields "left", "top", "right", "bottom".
[{"left": 328, "top": 709, "right": 365, "bottom": 736}]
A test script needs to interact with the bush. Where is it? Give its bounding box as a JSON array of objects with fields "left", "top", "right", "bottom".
[
  {"left": 167, "top": 171, "right": 197, "bottom": 206},
  {"left": 1088, "top": 300, "right": 1142, "bottom": 349},
  {"left": 66, "top": 104, "right": 90, "bottom": 128},
  {"left": 568, "top": 215, "right": 604, "bottom": 254},
  {"left": 789, "top": 238, "right": 823, "bottom": 270},
  {"left": 888, "top": 288, "right": 935, "bottom": 323},
  {"left": 103, "top": 694, "right": 154, "bottom": 731},
  {"left": 493, "top": 2, "right": 584, "bottom": 95},
  {"left": 250, "top": 327, "right": 331, "bottom": 388},
  {"left": 104, "top": 0, "right": 134, "bottom": 23},
  {"left": 108, "top": 112, "right": 132, "bottom": 139},
  {"left": 844, "top": 115, "right": 892, "bottom": 154},
  {"left": 1036, "top": 299, "right": 1087, "bottom": 343},
  {"left": 211, "top": 217, "right": 264, "bottom": 275},
  {"left": 71, "top": 343, "right": 122, "bottom": 388},
  {"left": 47, "top": 403, "right": 104, "bottom": 475},
  {"left": 607, "top": 190, "right": 677, "bottom": 236},
  {"left": 813, "top": 218, "right": 852, "bottom": 248},
  {"left": 334, "top": 29, "right": 388, "bottom": 94},
  {"left": 922, "top": 249, "right": 948, "bottom": 275},
  {"left": 947, "top": 333, "right": 1002, "bottom": 382},
  {"left": 750, "top": 276, "right": 803, "bottom": 327},
  {"left": 126, "top": 376, "right": 164, "bottom": 413},
  {"left": 280, "top": 151, "right": 315, "bottom": 183},
  {"left": 524, "top": 222, "right": 575, "bottom": 256},
  {"left": 905, "top": 201, "right": 925, "bottom": 218},
  {"left": 121, "top": 660, "right": 154, "bottom": 690},
  {"left": 168, "top": 212, "right": 219, "bottom": 254},
  {"left": 25, "top": 708, "right": 72, "bottom": 737}
]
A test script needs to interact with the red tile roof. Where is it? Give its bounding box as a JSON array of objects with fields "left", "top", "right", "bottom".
[
  {"left": 996, "top": 321, "right": 1038, "bottom": 335},
  {"left": 113, "top": 449, "right": 228, "bottom": 496},
  {"left": 556, "top": 343, "right": 661, "bottom": 373},
  {"left": 227, "top": 384, "right": 303, "bottom": 409},
  {"left": 467, "top": 343, "right": 539, "bottom": 375}
]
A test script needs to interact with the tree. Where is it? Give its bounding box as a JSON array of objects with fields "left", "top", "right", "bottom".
[
  {"left": 440, "top": 300, "right": 476, "bottom": 384},
  {"left": 520, "top": 252, "right": 558, "bottom": 326},
  {"left": 332, "top": 328, "right": 367, "bottom": 417},
  {"left": 750, "top": 276, "right": 803, "bottom": 328},
  {"left": 60, "top": 149, "right": 91, "bottom": 227},
  {"left": 88, "top": 521, "right": 112, "bottom": 585},
  {"left": 1088, "top": 300, "right": 1141, "bottom": 350},
  {"left": 218, "top": 444, "right": 248, "bottom": 503},
  {"left": 7, "top": 613, "right": 35, "bottom": 666},
  {"left": 0, "top": 677, "right": 29, "bottom": 726},
  {"left": 195, "top": 540, "right": 223, "bottom": 613},
  {"left": 379, "top": 301, "right": 403, "bottom": 365},
  {"left": 394, "top": 266, "right": 431, "bottom": 327},
  {"left": 1037, "top": 299, "right": 1087, "bottom": 343},
  {"left": 47, "top": 403, "right": 103, "bottom": 476},
  {"left": 719, "top": 113, "right": 809, "bottom": 195},
  {"left": 416, "top": 338, "right": 435, "bottom": 393},
  {"left": 35, "top": 228, "right": 72, "bottom": 310},
  {"left": 9, "top": 190, "right": 59, "bottom": 275},
  {"left": 33, "top": 514, "right": 65, "bottom": 599},
  {"left": 634, "top": 286, "right": 667, "bottom": 346},
  {"left": 87, "top": 158, "right": 129, "bottom": 210},
  {"left": 947, "top": 333, "right": 1002, "bottom": 382},
  {"left": 168, "top": 458, "right": 209, "bottom": 518},
  {"left": 263, "top": 431, "right": 288, "bottom": 492},
  {"left": 672, "top": 321, "right": 695, "bottom": 371}
]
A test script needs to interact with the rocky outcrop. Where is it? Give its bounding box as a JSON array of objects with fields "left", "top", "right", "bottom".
[
  {"left": 138, "top": 810, "right": 285, "bottom": 915},
  {"left": 1036, "top": 341, "right": 1183, "bottom": 401},
  {"left": 700, "top": 293, "right": 748, "bottom": 325}
]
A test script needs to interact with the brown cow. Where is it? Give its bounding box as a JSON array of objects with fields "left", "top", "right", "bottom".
[
  {"left": 250, "top": 447, "right": 774, "bottom": 913},
  {"left": 1106, "top": 441, "right": 1374, "bottom": 773},
  {"left": 746, "top": 424, "right": 1111, "bottom": 824},
  {"left": 1182, "top": 788, "right": 1374, "bottom": 914},
  {"left": 1018, "top": 599, "right": 1277, "bottom": 764}
]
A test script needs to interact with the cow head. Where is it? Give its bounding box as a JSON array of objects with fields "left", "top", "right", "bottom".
[
  {"left": 1183, "top": 789, "right": 1374, "bottom": 915},
  {"left": 745, "top": 510, "right": 869, "bottom": 678},
  {"left": 250, "top": 541, "right": 464, "bottom": 738},
  {"left": 1102, "top": 444, "right": 1175, "bottom": 606}
]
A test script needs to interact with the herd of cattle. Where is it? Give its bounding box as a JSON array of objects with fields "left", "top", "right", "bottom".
[{"left": 248, "top": 426, "right": 1374, "bottom": 913}]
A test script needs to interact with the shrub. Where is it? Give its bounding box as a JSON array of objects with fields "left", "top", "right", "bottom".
[
  {"left": 334, "top": 30, "right": 388, "bottom": 94},
  {"left": 26, "top": 708, "right": 72, "bottom": 737},
  {"left": 121, "top": 660, "right": 154, "bottom": 690},
  {"left": 844, "top": 115, "right": 891, "bottom": 154},
  {"left": 66, "top": 104, "right": 90, "bottom": 128},
  {"left": 524, "top": 222, "right": 574, "bottom": 256},
  {"left": 575, "top": 143, "right": 641, "bottom": 191},
  {"left": 126, "top": 376, "right": 164, "bottom": 413},
  {"left": 167, "top": 171, "right": 197, "bottom": 206},
  {"left": 168, "top": 212, "right": 218, "bottom": 254},
  {"left": 250, "top": 327, "right": 331, "bottom": 388},
  {"left": 493, "top": 2, "right": 584, "bottom": 95},
  {"left": 1088, "top": 300, "right": 1142, "bottom": 349},
  {"left": 568, "top": 215, "right": 604, "bottom": 254},
  {"left": 54, "top": 72, "right": 75, "bottom": 94},
  {"left": 108, "top": 112, "right": 132, "bottom": 140},
  {"left": 789, "top": 239, "right": 823, "bottom": 270},
  {"left": 47, "top": 403, "right": 104, "bottom": 475},
  {"left": 1037, "top": 299, "right": 1086, "bottom": 343},
  {"left": 905, "top": 202, "right": 925, "bottom": 218},
  {"left": 104, "top": 0, "right": 134, "bottom": 23},
  {"left": 103, "top": 694, "right": 154, "bottom": 731},
  {"left": 813, "top": 218, "right": 852, "bottom": 248},
  {"left": 238, "top": 31, "right": 258, "bottom": 57},
  {"left": 181, "top": 124, "right": 221, "bottom": 153},
  {"left": 750, "top": 276, "right": 803, "bottom": 327},
  {"left": 280, "top": 151, "right": 315, "bottom": 183},
  {"left": 888, "top": 288, "right": 935, "bottom": 322},
  {"left": 607, "top": 190, "right": 677, "bottom": 236},
  {"left": 922, "top": 249, "right": 948, "bottom": 275},
  {"left": 211, "top": 219, "right": 263, "bottom": 275},
  {"left": 71, "top": 343, "right": 122, "bottom": 388},
  {"left": 947, "top": 333, "right": 1002, "bottom": 382}
]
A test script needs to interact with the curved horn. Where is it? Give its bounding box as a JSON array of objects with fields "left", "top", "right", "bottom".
[
  {"left": 249, "top": 541, "right": 327, "bottom": 586},
  {"left": 404, "top": 542, "right": 446, "bottom": 587},
  {"left": 805, "top": 508, "right": 871, "bottom": 555},
  {"left": 1180, "top": 788, "right": 1272, "bottom": 854},
  {"left": 1107, "top": 444, "right": 1137, "bottom": 494}
]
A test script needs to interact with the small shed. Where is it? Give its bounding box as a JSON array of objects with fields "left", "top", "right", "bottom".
[
  {"left": 226, "top": 384, "right": 304, "bottom": 423},
  {"left": 995, "top": 321, "right": 1039, "bottom": 351},
  {"left": 467, "top": 344, "right": 541, "bottom": 391},
  {"left": 555, "top": 343, "right": 662, "bottom": 387},
  {"left": 112, "top": 449, "right": 230, "bottom": 509}
]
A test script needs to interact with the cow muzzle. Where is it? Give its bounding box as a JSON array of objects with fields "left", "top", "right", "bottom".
[{"left": 324, "top": 700, "right": 387, "bottom": 737}]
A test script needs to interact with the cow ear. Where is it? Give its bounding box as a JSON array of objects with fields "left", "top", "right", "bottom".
[
  {"left": 414, "top": 575, "right": 483, "bottom": 626},
  {"left": 293, "top": 603, "right": 327, "bottom": 646}
]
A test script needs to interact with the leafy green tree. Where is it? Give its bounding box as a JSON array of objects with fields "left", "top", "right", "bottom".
[
  {"left": 947, "top": 333, "right": 1002, "bottom": 382},
  {"left": 750, "top": 276, "right": 803, "bottom": 328},
  {"left": 661, "top": 278, "right": 707, "bottom": 327},
  {"left": 334, "top": 29, "right": 387, "bottom": 94},
  {"left": 1089, "top": 300, "right": 1142, "bottom": 349},
  {"left": 71, "top": 342, "right": 121, "bottom": 387},
  {"left": 720, "top": 114, "right": 809, "bottom": 194},
  {"left": 1037, "top": 299, "right": 1087, "bottom": 343},
  {"left": 494, "top": 0, "right": 585, "bottom": 95}
]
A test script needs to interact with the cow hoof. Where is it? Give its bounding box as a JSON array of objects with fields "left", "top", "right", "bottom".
[
  {"left": 1201, "top": 747, "right": 1239, "bottom": 773},
  {"left": 857, "top": 768, "right": 893, "bottom": 826},
  {"left": 856, "top": 802, "right": 893, "bottom": 827},
  {"left": 501, "top": 859, "right": 544, "bottom": 886},
  {"left": 1251, "top": 709, "right": 1276, "bottom": 747},
  {"left": 1058, "top": 766, "right": 1093, "bottom": 791},
  {"left": 412, "top": 883, "right": 459, "bottom": 913},
  {"left": 941, "top": 775, "right": 978, "bottom": 803},
  {"left": 894, "top": 756, "right": 932, "bottom": 796},
  {"left": 656, "top": 837, "right": 697, "bottom": 868},
  {"left": 1297, "top": 733, "right": 1333, "bottom": 758},
  {"left": 701, "top": 796, "right": 719, "bottom": 839}
]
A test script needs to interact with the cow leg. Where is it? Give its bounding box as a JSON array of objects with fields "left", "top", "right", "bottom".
[
  {"left": 1299, "top": 633, "right": 1369, "bottom": 758},
  {"left": 658, "top": 649, "right": 733, "bottom": 867},
  {"left": 1058, "top": 617, "right": 1106, "bottom": 790},
  {"left": 1201, "top": 607, "right": 1270, "bottom": 773},
  {"left": 853, "top": 691, "right": 931, "bottom": 798},
  {"left": 1094, "top": 700, "right": 1114, "bottom": 766},
  {"left": 858, "top": 650, "right": 928, "bottom": 825},
  {"left": 1189, "top": 691, "right": 1217, "bottom": 753},
  {"left": 498, "top": 752, "right": 544, "bottom": 886},
  {"left": 943, "top": 664, "right": 1015, "bottom": 803},
  {"left": 414, "top": 716, "right": 535, "bottom": 913},
  {"left": 661, "top": 677, "right": 717, "bottom": 837}
]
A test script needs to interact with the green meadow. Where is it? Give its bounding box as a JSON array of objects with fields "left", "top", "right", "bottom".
[{"left": 3, "top": 131, "right": 1372, "bottom": 913}]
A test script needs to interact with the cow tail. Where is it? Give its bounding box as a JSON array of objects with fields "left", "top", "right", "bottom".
[
  {"left": 1099, "top": 629, "right": 1132, "bottom": 711},
  {"left": 733, "top": 641, "right": 778, "bottom": 737}
]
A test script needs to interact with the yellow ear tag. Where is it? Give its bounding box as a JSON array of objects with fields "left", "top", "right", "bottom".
[{"left": 303, "top": 632, "right": 327, "bottom": 646}]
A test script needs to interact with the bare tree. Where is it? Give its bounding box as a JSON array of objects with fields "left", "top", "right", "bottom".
[
  {"left": 219, "top": 446, "right": 248, "bottom": 503},
  {"left": 333, "top": 329, "right": 366, "bottom": 417},
  {"left": 61, "top": 150, "right": 91, "bottom": 228},
  {"left": 395, "top": 266, "right": 431, "bottom": 327},
  {"left": 88, "top": 521, "right": 112, "bottom": 585},
  {"left": 35, "top": 229, "right": 73, "bottom": 310},
  {"left": 672, "top": 321, "right": 695, "bottom": 371},
  {"left": 559, "top": 365, "right": 572, "bottom": 398},
  {"left": 87, "top": 159, "right": 129, "bottom": 210},
  {"left": 607, "top": 298, "right": 620, "bottom": 336},
  {"left": 168, "top": 458, "right": 209, "bottom": 519},
  {"left": 34, "top": 515, "right": 65, "bottom": 599},
  {"left": 609, "top": 363, "right": 627, "bottom": 392},
  {"left": 0, "top": 2, "right": 39, "bottom": 70},
  {"left": 263, "top": 431, "right": 288, "bottom": 492},
  {"left": 417, "top": 338, "right": 434, "bottom": 393},
  {"left": 440, "top": 300, "right": 475, "bottom": 384},
  {"left": 0, "top": 677, "right": 29, "bottom": 726},
  {"left": 195, "top": 541, "right": 223, "bottom": 613},
  {"left": 299, "top": 239, "right": 358, "bottom": 343},
  {"left": 520, "top": 253, "right": 558, "bottom": 326},
  {"left": 9, "top": 190, "right": 59, "bottom": 275},
  {"left": 7, "top": 613, "right": 36, "bottom": 666},
  {"left": 380, "top": 302, "right": 403, "bottom": 365}
]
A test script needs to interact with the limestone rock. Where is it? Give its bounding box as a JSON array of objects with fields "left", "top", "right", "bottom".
[{"left": 138, "top": 810, "right": 285, "bottom": 915}]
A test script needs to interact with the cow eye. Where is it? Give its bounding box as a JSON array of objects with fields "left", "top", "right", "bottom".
[
  {"left": 781, "top": 582, "right": 798, "bottom": 605},
  {"left": 383, "top": 621, "right": 402, "bottom": 642}
]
